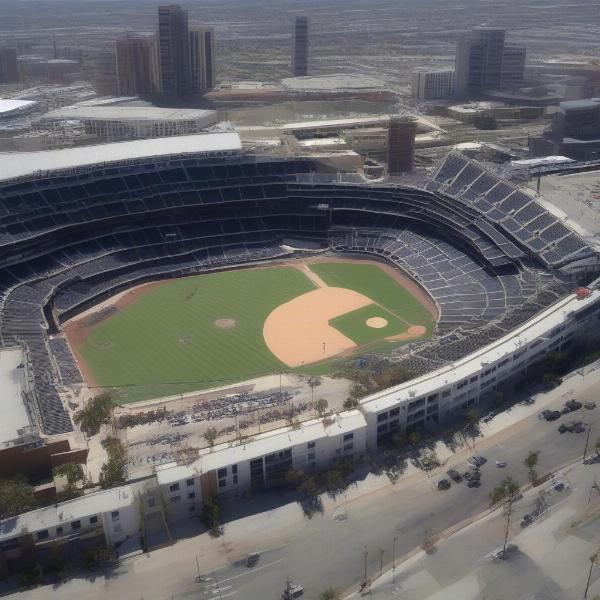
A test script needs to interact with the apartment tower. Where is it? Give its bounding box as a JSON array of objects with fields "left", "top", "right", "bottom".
[
  {"left": 190, "top": 27, "right": 216, "bottom": 92},
  {"left": 387, "top": 116, "right": 418, "bottom": 175},
  {"left": 116, "top": 34, "right": 159, "bottom": 97},
  {"left": 292, "top": 16, "right": 309, "bottom": 77},
  {"left": 158, "top": 4, "right": 191, "bottom": 98}
]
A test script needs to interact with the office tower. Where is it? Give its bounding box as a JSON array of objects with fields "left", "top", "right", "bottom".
[
  {"left": 455, "top": 27, "right": 525, "bottom": 98},
  {"left": 92, "top": 50, "right": 118, "bottom": 96},
  {"left": 116, "top": 34, "right": 159, "bottom": 97},
  {"left": 158, "top": 4, "right": 191, "bottom": 98},
  {"left": 412, "top": 68, "right": 454, "bottom": 100},
  {"left": 190, "top": 27, "right": 215, "bottom": 92},
  {"left": 387, "top": 116, "right": 417, "bottom": 175},
  {"left": 0, "top": 47, "right": 19, "bottom": 84},
  {"left": 500, "top": 44, "right": 526, "bottom": 89},
  {"left": 476, "top": 28, "right": 505, "bottom": 89},
  {"left": 292, "top": 16, "right": 309, "bottom": 77}
]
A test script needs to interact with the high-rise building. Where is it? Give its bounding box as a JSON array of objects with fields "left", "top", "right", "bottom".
[
  {"left": 116, "top": 34, "right": 159, "bottom": 97},
  {"left": 92, "top": 50, "right": 118, "bottom": 96},
  {"left": 412, "top": 68, "right": 454, "bottom": 100},
  {"left": 454, "top": 27, "right": 525, "bottom": 98},
  {"left": 0, "top": 47, "right": 19, "bottom": 84},
  {"left": 158, "top": 4, "right": 191, "bottom": 98},
  {"left": 190, "top": 27, "right": 215, "bottom": 92},
  {"left": 500, "top": 43, "right": 526, "bottom": 89},
  {"left": 387, "top": 115, "right": 417, "bottom": 175},
  {"left": 292, "top": 16, "right": 309, "bottom": 77}
]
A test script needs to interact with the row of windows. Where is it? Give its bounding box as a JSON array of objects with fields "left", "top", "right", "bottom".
[{"left": 35, "top": 511, "right": 120, "bottom": 541}]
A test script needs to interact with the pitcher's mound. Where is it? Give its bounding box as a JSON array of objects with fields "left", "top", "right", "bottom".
[
  {"left": 366, "top": 317, "right": 389, "bottom": 329},
  {"left": 215, "top": 318, "right": 237, "bottom": 330}
]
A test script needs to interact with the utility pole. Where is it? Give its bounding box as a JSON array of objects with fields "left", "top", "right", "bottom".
[
  {"left": 392, "top": 536, "right": 397, "bottom": 574},
  {"left": 584, "top": 551, "right": 599, "bottom": 599},
  {"left": 502, "top": 488, "right": 514, "bottom": 557},
  {"left": 363, "top": 546, "right": 368, "bottom": 582},
  {"left": 379, "top": 548, "right": 385, "bottom": 576},
  {"left": 584, "top": 423, "right": 592, "bottom": 462}
]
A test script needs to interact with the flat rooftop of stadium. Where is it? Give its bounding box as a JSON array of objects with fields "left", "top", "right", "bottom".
[
  {"left": 0, "top": 99, "right": 38, "bottom": 116},
  {"left": 37, "top": 105, "right": 218, "bottom": 123},
  {"left": 0, "top": 131, "right": 242, "bottom": 182},
  {"left": 0, "top": 347, "right": 32, "bottom": 445}
]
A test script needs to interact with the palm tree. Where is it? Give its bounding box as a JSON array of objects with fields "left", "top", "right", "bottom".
[
  {"left": 524, "top": 450, "right": 540, "bottom": 484},
  {"left": 319, "top": 586, "right": 341, "bottom": 600}
]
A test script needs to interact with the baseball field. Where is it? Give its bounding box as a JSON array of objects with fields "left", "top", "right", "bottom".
[{"left": 65, "top": 259, "right": 437, "bottom": 402}]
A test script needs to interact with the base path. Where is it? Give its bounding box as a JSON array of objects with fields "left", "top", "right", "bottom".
[{"left": 263, "top": 286, "right": 372, "bottom": 367}]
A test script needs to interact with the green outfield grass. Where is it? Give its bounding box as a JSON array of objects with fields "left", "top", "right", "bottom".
[
  {"left": 80, "top": 267, "right": 315, "bottom": 402},
  {"left": 78, "top": 260, "right": 437, "bottom": 403},
  {"left": 309, "top": 262, "right": 437, "bottom": 335},
  {"left": 329, "top": 304, "right": 407, "bottom": 345}
]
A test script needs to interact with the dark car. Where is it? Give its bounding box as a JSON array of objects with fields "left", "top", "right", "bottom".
[
  {"left": 463, "top": 470, "right": 481, "bottom": 481},
  {"left": 541, "top": 410, "right": 561, "bottom": 422},
  {"left": 437, "top": 479, "right": 451, "bottom": 490},
  {"left": 467, "top": 479, "right": 481, "bottom": 488},
  {"left": 565, "top": 399, "right": 582, "bottom": 412},
  {"left": 447, "top": 469, "right": 463, "bottom": 483},
  {"left": 246, "top": 553, "right": 260, "bottom": 568},
  {"left": 571, "top": 422, "right": 586, "bottom": 433},
  {"left": 468, "top": 455, "right": 487, "bottom": 467},
  {"left": 557, "top": 423, "right": 570, "bottom": 434}
]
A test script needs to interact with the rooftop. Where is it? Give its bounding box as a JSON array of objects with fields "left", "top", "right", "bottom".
[
  {"left": 0, "top": 99, "right": 37, "bottom": 116},
  {"left": 37, "top": 105, "right": 217, "bottom": 123},
  {"left": 0, "top": 485, "right": 135, "bottom": 542},
  {"left": 280, "top": 74, "right": 386, "bottom": 93},
  {"left": 0, "top": 131, "right": 242, "bottom": 183},
  {"left": 0, "top": 347, "right": 32, "bottom": 446},
  {"left": 360, "top": 290, "right": 600, "bottom": 414}
]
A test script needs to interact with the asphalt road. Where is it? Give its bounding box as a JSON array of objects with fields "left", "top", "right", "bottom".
[{"left": 182, "top": 373, "right": 600, "bottom": 600}]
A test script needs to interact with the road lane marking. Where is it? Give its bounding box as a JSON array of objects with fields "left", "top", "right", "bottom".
[{"left": 218, "top": 558, "right": 285, "bottom": 583}]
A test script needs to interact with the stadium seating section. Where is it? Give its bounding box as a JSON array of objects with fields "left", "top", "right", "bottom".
[{"left": 0, "top": 153, "right": 592, "bottom": 435}]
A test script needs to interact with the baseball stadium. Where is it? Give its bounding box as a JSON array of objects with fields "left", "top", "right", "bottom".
[{"left": 0, "top": 132, "right": 598, "bottom": 438}]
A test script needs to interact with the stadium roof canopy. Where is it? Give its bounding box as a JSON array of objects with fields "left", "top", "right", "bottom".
[
  {"left": 0, "top": 99, "right": 38, "bottom": 117},
  {"left": 0, "top": 131, "right": 242, "bottom": 182},
  {"left": 37, "top": 105, "right": 217, "bottom": 124},
  {"left": 0, "top": 347, "right": 32, "bottom": 445}
]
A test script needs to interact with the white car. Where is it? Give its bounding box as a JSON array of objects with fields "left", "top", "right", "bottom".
[{"left": 495, "top": 460, "right": 507, "bottom": 468}]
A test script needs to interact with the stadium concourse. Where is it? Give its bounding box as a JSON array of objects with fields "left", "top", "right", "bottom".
[{"left": 0, "top": 131, "right": 598, "bottom": 441}]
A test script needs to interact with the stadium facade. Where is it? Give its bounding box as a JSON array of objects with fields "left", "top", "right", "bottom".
[{"left": 0, "top": 135, "right": 599, "bottom": 566}]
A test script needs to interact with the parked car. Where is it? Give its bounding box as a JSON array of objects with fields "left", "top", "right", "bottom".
[
  {"left": 482, "top": 412, "right": 496, "bottom": 423},
  {"left": 246, "top": 553, "right": 260, "bottom": 568},
  {"left": 283, "top": 583, "right": 304, "bottom": 599},
  {"left": 437, "top": 479, "right": 451, "bottom": 490},
  {"left": 467, "top": 479, "right": 481, "bottom": 488},
  {"left": 468, "top": 455, "right": 487, "bottom": 467},
  {"left": 584, "top": 454, "right": 600, "bottom": 465},
  {"left": 463, "top": 470, "right": 481, "bottom": 481},
  {"left": 584, "top": 402, "right": 596, "bottom": 410},
  {"left": 565, "top": 399, "right": 583, "bottom": 412},
  {"left": 495, "top": 460, "right": 507, "bottom": 468},
  {"left": 571, "top": 421, "right": 586, "bottom": 433},
  {"left": 557, "top": 423, "right": 570, "bottom": 434},
  {"left": 520, "top": 514, "right": 534, "bottom": 528},
  {"left": 447, "top": 469, "right": 463, "bottom": 483},
  {"left": 541, "top": 409, "right": 561, "bottom": 422}
]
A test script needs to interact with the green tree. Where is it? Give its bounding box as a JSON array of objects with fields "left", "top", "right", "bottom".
[
  {"left": 415, "top": 449, "right": 440, "bottom": 478},
  {"left": 73, "top": 392, "right": 115, "bottom": 436},
  {"left": 285, "top": 468, "right": 305, "bottom": 489},
  {"left": 99, "top": 438, "right": 128, "bottom": 489},
  {"left": 204, "top": 428, "right": 218, "bottom": 450},
  {"left": 53, "top": 463, "right": 85, "bottom": 494},
  {"left": 524, "top": 451, "right": 540, "bottom": 484},
  {"left": 489, "top": 476, "right": 520, "bottom": 505},
  {"left": 315, "top": 398, "right": 329, "bottom": 418},
  {"left": 308, "top": 376, "right": 322, "bottom": 403},
  {"left": 343, "top": 397, "right": 359, "bottom": 410},
  {"left": 319, "top": 586, "right": 341, "bottom": 600},
  {"left": 0, "top": 475, "right": 36, "bottom": 519},
  {"left": 408, "top": 430, "right": 421, "bottom": 446},
  {"left": 201, "top": 495, "right": 222, "bottom": 537}
]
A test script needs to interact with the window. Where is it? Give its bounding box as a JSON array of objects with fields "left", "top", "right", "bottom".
[
  {"left": 343, "top": 433, "right": 354, "bottom": 442},
  {"left": 56, "top": 527, "right": 63, "bottom": 536},
  {"left": 169, "top": 483, "right": 180, "bottom": 493},
  {"left": 377, "top": 423, "right": 388, "bottom": 434},
  {"left": 343, "top": 443, "right": 354, "bottom": 452},
  {"left": 442, "top": 390, "right": 451, "bottom": 398},
  {"left": 218, "top": 479, "right": 227, "bottom": 488},
  {"left": 188, "top": 492, "right": 196, "bottom": 500},
  {"left": 469, "top": 376, "right": 479, "bottom": 383},
  {"left": 170, "top": 496, "right": 181, "bottom": 503},
  {"left": 71, "top": 521, "right": 81, "bottom": 531},
  {"left": 308, "top": 452, "right": 315, "bottom": 461},
  {"left": 390, "top": 407, "right": 400, "bottom": 417},
  {"left": 456, "top": 380, "right": 468, "bottom": 390},
  {"left": 377, "top": 412, "right": 388, "bottom": 423},
  {"left": 217, "top": 468, "right": 227, "bottom": 479},
  {"left": 233, "top": 475, "right": 238, "bottom": 485},
  {"left": 89, "top": 516, "right": 98, "bottom": 525},
  {"left": 186, "top": 479, "right": 194, "bottom": 487},
  {"left": 408, "top": 398, "right": 425, "bottom": 411},
  {"left": 231, "top": 464, "right": 238, "bottom": 474},
  {"left": 111, "top": 511, "right": 120, "bottom": 521},
  {"left": 37, "top": 530, "right": 49, "bottom": 541},
  {"left": 307, "top": 441, "right": 316, "bottom": 449},
  {"left": 389, "top": 419, "right": 400, "bottom": 430},
  {"left": 427, "top": 393, "right": 438, "bottom": 402},
  {"left": 147, "top": 497, "right": 156, "bottom": 508}
]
